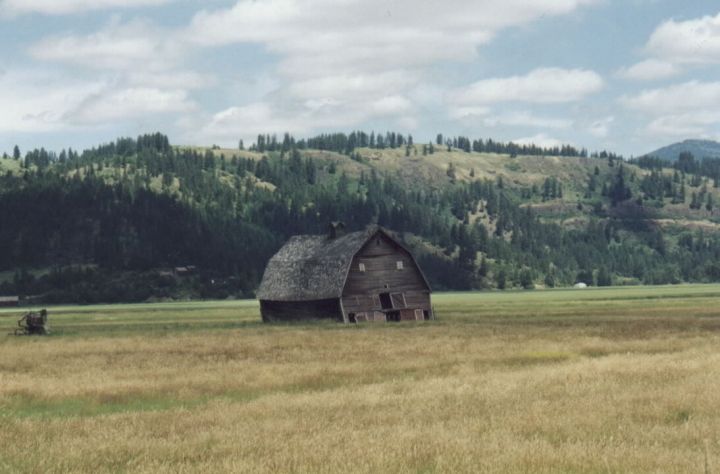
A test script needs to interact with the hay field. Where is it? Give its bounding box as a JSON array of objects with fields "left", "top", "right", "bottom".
[{"left": 2, "top": 286, "right": 720, "bottom": 473}]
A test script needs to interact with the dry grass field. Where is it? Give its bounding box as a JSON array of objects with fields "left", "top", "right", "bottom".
[{"left": 2, "top": 286, "right": 720, "bottom": 473}]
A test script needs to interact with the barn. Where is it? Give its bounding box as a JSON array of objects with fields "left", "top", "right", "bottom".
[
  {"left": 257, "top": 224, "right": 432, "bottom": 323},
  {"left": 0, "top": 296, "right": 19, "bottom": 307}
]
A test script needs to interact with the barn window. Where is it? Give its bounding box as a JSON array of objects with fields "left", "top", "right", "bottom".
[
  {"left": 359, "top": 263, "right": 366, "bottom": 272},
  {"left": 396, "top": 261, "right": 404, "bottom": 270}
]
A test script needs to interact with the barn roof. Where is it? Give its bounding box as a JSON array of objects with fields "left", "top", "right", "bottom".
[{"left": 257, "top": 226, "right": 429, "bottom": 302}]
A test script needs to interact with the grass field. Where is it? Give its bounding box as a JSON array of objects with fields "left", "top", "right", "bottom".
[{"left": 2, "top": 286, "right": 720, "bottom": 473}]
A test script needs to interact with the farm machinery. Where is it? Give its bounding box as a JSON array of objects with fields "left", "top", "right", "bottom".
[{"left": 14, "top": 309, "right": 49, "bottom": 335}]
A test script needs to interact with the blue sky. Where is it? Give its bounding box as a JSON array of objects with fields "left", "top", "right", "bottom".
[{"left": 1, "top": 0, "right": 720, "bottom": 156}]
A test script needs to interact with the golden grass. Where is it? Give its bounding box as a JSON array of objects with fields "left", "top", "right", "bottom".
[{"left": 2, "top": 287, "right": 720, "bottom": 472}]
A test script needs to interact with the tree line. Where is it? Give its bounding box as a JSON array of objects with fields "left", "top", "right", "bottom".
[{"left": 3, "top": 133, "right": 720, "bottom": 303}]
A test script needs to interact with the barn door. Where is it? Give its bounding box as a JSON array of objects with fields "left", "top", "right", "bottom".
[
  {"left": 390, "top": 293, "right": 406, "bottom": 309},
  {"left": 379, "top": 293, "right": 393, "bottom": 309}
]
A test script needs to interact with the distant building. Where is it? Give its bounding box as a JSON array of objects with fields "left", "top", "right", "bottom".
[
  {"left": 174, "top": 265, "right": 197, "bottom": 276},
  {"left": 0, "top": 296, "right": 20, "bottom": 307},
  {"left": 257, "top": 225, "right": 432, "bottom": 323}
]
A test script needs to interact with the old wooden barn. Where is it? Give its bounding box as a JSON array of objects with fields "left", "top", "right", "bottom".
[{"left": 257, "top": 225, "right": 432, "bottom": 323}]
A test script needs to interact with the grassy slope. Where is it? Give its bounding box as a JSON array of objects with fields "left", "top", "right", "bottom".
[
  {"left": 199, "top": 145, "right": 720, "bottom": 230},
  {"left": 2, "top": 286, "right": 720, "bottom": 472}
]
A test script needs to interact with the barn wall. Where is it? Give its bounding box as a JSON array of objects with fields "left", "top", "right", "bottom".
[
  {"left": 342, "top": 233, "right": 431, "bottom": 318},
  {"left": 260, "top": 298, "right": 343, "bottom": 322},
  {"left": 341, "top": 291, "right": 430, "bottom": 315}
]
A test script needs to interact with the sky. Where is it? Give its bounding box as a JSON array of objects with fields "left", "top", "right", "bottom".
[{"left": 1, "top": 0, "right": 720, "bottom": 157}]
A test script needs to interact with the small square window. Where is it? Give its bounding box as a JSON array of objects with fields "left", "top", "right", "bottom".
[
  {"left": 396, "top": 261, "right": 404, "bottom": 270},
  {"left": 359, "top": 263, "right": 366, "bottom": 272}
]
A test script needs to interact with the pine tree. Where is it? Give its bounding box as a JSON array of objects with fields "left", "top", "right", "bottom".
[
  {"left": 478, "top": 256, "right": 488, "bottom": 277},
  {"left": 13, "top": 145, "right": 20, "bottom": 160},
  {"left": 519, "top": 269, "right": 534, "bottom": 289},
  {"left": 496, "top": 268, "right": 507, "bottom": 290},
  {"left": 597, "top": 266, "right": 612, "bottom": 286},
  {"left": 690, "top": 192, "right": 700, "bottom": 210}
]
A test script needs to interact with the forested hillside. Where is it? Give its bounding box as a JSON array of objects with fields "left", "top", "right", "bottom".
[{"left": 2, "top": 132, "right": 720, "bottom": 303}]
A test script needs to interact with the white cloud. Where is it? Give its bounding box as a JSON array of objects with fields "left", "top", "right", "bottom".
[
  {"left": 513, "top": 133, "right": 566, "bottom": 149},
  {"left": 285, "top": 72, "right": 418, "bottom": 102},
  {"left": 588, "top": 116, "right": 614, "bottom": 138},
  {"left": 646, "top": 112, "right": 720, "bottom": 138},
  {"left": 0, "top": 0, "right": 171, "bottom": 16},
  {"left": 448, "top": 106, "right": 492, "bottom": 120},
  {"left": 448, "top": 68, "right": 604, "bottom": 105},
  {"left": 185, "top": 0, "right": 599, "bottom": 81},
  {"left": 0, "top": 69, "right": 196, "bottom": 133},
  {"left": 617, "top": 59, "right": 680, "bottom": 81},
  {"left": 187, "top": 0, "right": 599, "bottom": 59},
  {"left": 196, "top": 103, "right": 311, "bottom": 143},
  {"left": 17, "top": 0, "right": 603, "bottom": 146},
  {"left": 25, "top": 18, "right": 207, "bottom": 131},
  {"left": 646, "top": 12, "right": 720, "bottom": 65},
  {"left": 617, "top": 12, "right": 720, "bottom": 83},
  {"left": 481, "top": 111, "right": 572, "bottom": 129},
  {"left": 622, "top": 81, "right": 720, "bottom": 138},
  {"left": 0, "top": 70, "right": 101, "bottom": 133},
  {"left": 66, "top": 87, "right": 195, "bottom": 125},
  {"left": 621, "top": 81, "right": 720, "bottom": 115},
  {"left": 125, "top": 71, "right": 215, "bottom": 90},
  {"left": 182, "top": 0, "right": 600, "bottom": 143},
  {"left": 29, "top": 18, "right": 181, "bottom": 71}
]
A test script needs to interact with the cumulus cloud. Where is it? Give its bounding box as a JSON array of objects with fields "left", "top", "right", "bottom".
[
  {"left": 187, "top": 0, "right": 599, "bottom": 64},
  {"left": 513, "top": 133, "right": 566, "bottom": 149},
  {"left": 20, "top": 0, "right": 602, "bottom": 145},
  {"left": 459, "top": 110, "right": 573, "bottom": 129},
  {"left": 194, "top": 103, "right": 311, "bottom": 144},
  {"left": 447, "top": 106, "right": 492, "bottom": 120},
  {"left": 621, "top": 81, "right": 720, "bottom": 115},
  {"left": 184, "top": 0, "right": 599, "bottom": 143},
  {"left": 0, "top": 70, "right": 101, "bottom": 132},
  {"left": 23, "top": 18, "right": 207, "bottom": 133},
  {"left": 618, "top": 12, "right": 720, "bottom": 82},
  {"left": 487, "top": 112, "right": 572, "bottom": 129},
  {"left": 65, "top": 87, "right": 195, "bottom": 125},
  {"left": 622, "top": 81, "right": 720, "bottom": 138},
  {"left": 588, "top": 116, "right": 614, "bottom": 138},
  {"left": 646, "top": 12, "right": 720, "bottom": 65},
  {"left": 617, "top": 59, "right": 680, "bottom": 81},
  {"left": 29, "top": 18, "right": 181, "bottom": 71},
  {"left": 448, "top": 68, "right": 604, "bottom": 106},
  {"left": 0, "top": 69, "right": 196, "bottom": 133},
  {"left": 646, "top": 112, "right": 720, "bottom": 138},
  {"left": 0, "top": 0, "right": 171, "bottom": 16}
]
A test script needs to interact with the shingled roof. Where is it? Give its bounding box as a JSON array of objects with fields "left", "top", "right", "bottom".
[{"left": 257, "top": 226, "right": 427, "bottom": 301}]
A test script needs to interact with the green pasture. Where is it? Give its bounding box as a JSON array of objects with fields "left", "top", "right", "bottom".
[{"left": 1, "top": 284, "right": 719, "bottom": 338}]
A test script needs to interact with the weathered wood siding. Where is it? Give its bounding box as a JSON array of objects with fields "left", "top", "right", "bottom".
[
  {"left": 260, "top": 298, "right": 343, "bottom": 322},
  {"left": 341, "top": 233, "right": 431, "bottom": 317}
]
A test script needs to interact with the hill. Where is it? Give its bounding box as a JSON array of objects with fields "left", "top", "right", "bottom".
[
  {"left": 646, "top": 139, "right": 720, "bottom": 161},
  {"left": 2, "top": 131, "right": 720, "bottom": 303}
]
